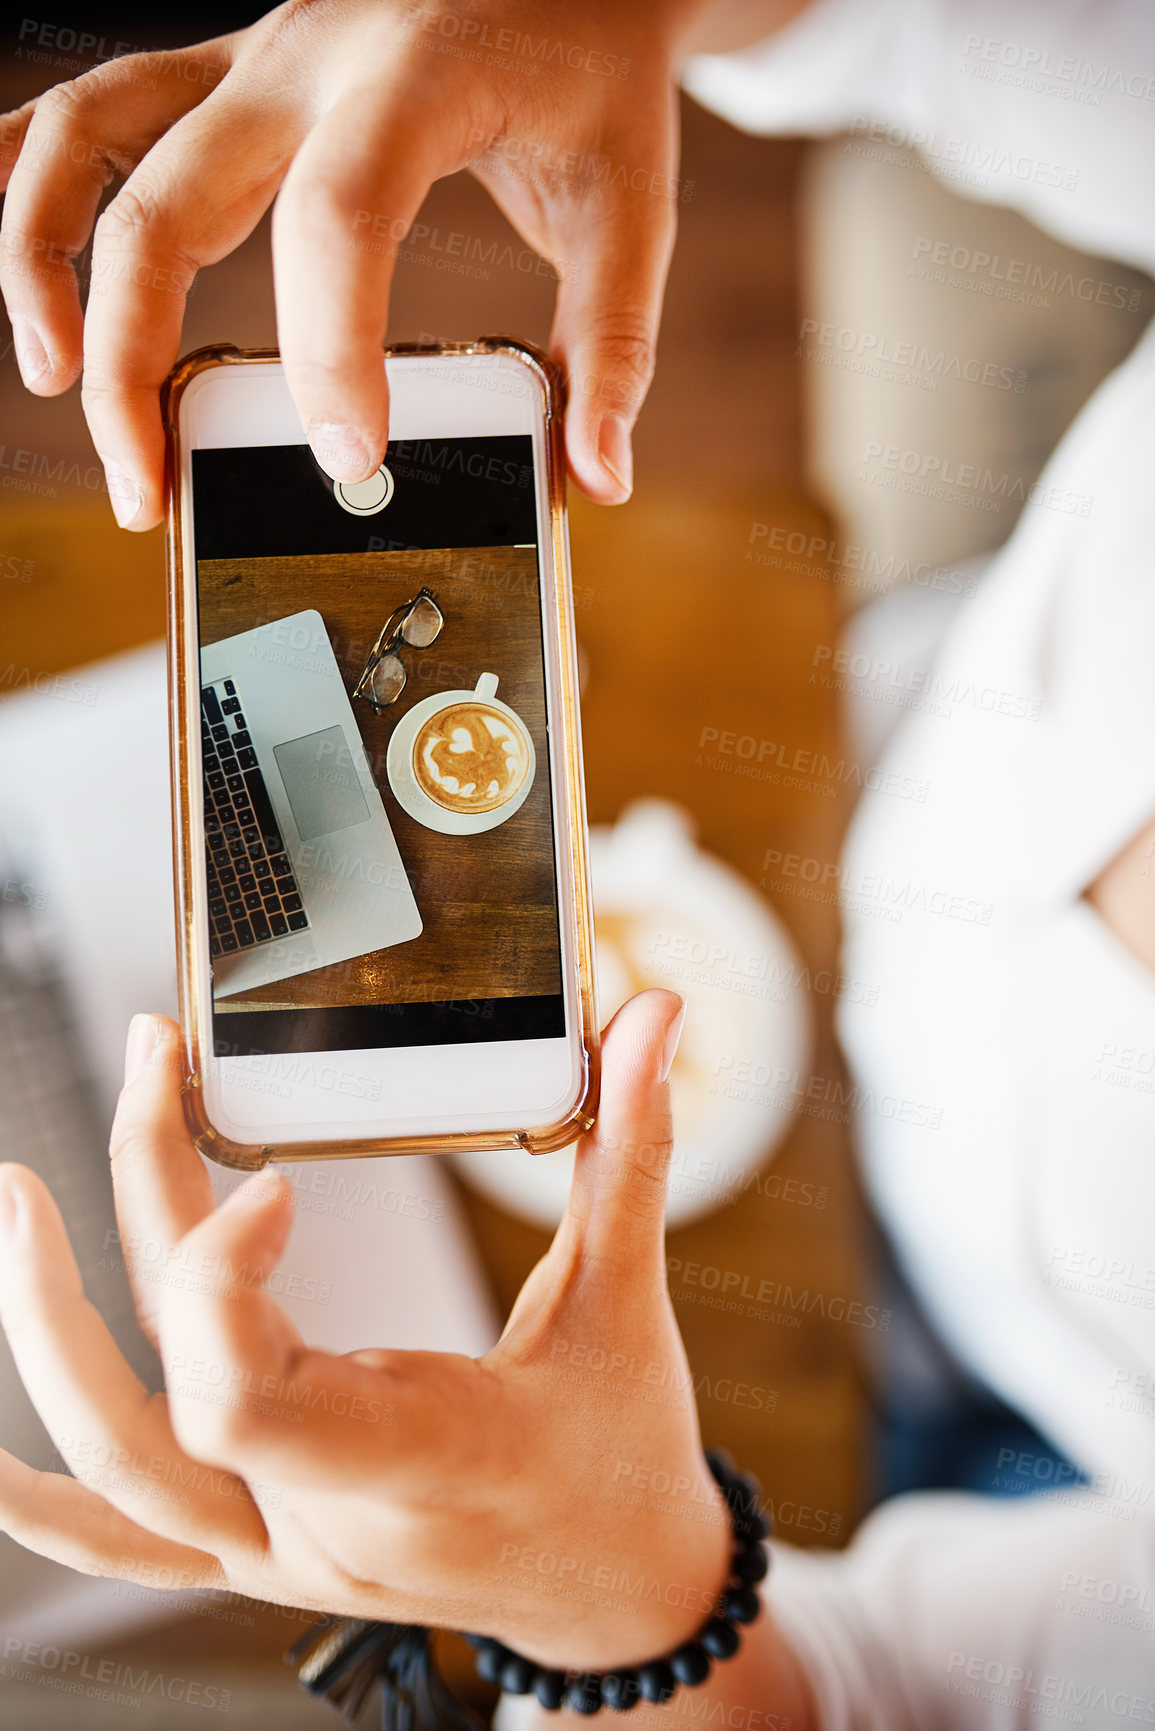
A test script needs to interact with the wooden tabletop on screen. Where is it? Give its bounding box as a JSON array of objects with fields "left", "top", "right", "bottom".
[{"left": 198, "top": 545, "right": 561, "bottom": 1011}]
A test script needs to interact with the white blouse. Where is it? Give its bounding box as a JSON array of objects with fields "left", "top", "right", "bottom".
[{"left": 681, "top": 1, "right": 1155, "bottom": 1723}]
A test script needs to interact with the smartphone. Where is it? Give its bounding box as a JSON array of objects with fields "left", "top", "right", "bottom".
[{"left": 165, "top": 340, "right": 598, "bottom": 1167}]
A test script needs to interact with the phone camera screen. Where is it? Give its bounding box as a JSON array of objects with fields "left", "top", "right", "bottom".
[{"left": 192, "top": 433, "right": 564, "bottom": 1060}]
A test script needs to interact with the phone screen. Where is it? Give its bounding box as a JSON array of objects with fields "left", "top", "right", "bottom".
[{"left": 192, "top": 435, "right": 565, "bottom": 1061}]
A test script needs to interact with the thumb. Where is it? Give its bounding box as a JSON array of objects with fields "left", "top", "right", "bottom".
[
  {"left": 549, "top": 189, "right": 676, "bottom": 505},
  {"left": 563, "top": 989, "right": 685, "bottom": 1271}
]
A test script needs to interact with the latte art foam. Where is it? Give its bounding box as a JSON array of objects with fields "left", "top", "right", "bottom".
[{"left": 412, "top": 701, "right": 532, "bottom": 815}]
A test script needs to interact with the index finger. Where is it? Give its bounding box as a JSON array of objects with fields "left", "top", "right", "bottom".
[
  {"left": 0, "top": 48, "right": 234, "bottom": 403},
  {"left": 271, "top": 79, "right": 469, "bottom": 481},
  {"left": 109, "top": 1014, "right": 216, "bottom": 1347}
]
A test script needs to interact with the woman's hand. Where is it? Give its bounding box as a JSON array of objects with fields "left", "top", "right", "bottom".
[
  {"left": 0, "top": 0, "right": 701, "bottom": 528},
  {"left": 0, "top": 990, "right": 738, "bottom": 1671}
]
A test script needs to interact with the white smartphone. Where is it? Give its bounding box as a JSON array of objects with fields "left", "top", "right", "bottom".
[{"left": 166, "top": 341, "right": 598, "bottom": 1166}]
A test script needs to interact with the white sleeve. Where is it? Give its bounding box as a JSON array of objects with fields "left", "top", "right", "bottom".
[
  {"left": 764, "top": 1491, "right": 1155, "bottom": 1730},
  {"left": 681, "top": 0, "right": 1155, "bottom": 273}
]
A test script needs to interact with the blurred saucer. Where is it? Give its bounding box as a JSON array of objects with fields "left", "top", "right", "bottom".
[{"left": 451, "top": 798, "right": 811, "bottom": 1229}]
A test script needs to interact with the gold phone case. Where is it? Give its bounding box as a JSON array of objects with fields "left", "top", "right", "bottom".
[{"left": 165, "top": 339, "right": 599, "bottom": 1169}]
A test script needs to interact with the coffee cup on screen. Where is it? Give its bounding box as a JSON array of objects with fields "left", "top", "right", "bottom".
[{"left": 386, "top": 673, "right": 536, "bottom": 835}]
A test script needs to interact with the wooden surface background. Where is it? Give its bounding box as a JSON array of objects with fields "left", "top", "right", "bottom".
[{"left": 198, "top": 545, "right": 562, "bottom": 1010}]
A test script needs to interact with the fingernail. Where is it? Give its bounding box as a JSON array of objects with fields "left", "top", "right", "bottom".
[
  {"left": 658, "top": 1001, "right": 686, "bottom": 1083},
  {"left": 0, "top": 1169, "right": 26, "bottom": 1243},
  {"left": 124, "top": 1013, "right": 160, "bottom": 1085},
  {"left": 102, "top": 459, "right": 143, "bottom": 528},
  {"left": 597, "top": 413, "right": 633, "bottom": 499},
  {"left": 308, "top": 422, "right": 374, "bottom": 480},
  {"left": 11, "top": 315, "right": 49, "bottom": 387}
]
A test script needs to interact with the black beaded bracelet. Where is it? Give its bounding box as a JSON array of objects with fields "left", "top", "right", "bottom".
[
  {"left": 287, "top": 1450, "right": 770, "bottom": 1728},
  {"left": 461, "top": 1450, "right": 770, "bottom": 1714}
]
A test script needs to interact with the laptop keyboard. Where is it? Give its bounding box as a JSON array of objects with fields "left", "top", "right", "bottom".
[{"left": 201, "top": 678, "right": 309, "bottom": 958}]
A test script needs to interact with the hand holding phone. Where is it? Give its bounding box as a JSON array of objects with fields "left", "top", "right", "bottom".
[
  {"left": 0, "top": 994, "right": 736, "bottom": 1679},
  {"left": 168, "top": 342, "right": 596, "bottom": 1161},
  {"left": 0, "top": 0, "right": 686, "bottom": 524}
]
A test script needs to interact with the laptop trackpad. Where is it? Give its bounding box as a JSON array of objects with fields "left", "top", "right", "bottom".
[{"left": 273, "top": 726, "right": 371, "bottom": 840}]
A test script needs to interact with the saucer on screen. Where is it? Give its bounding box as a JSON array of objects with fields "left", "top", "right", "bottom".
[{"left": 386, "top": 672, "right": 535, "bottom": 836}]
